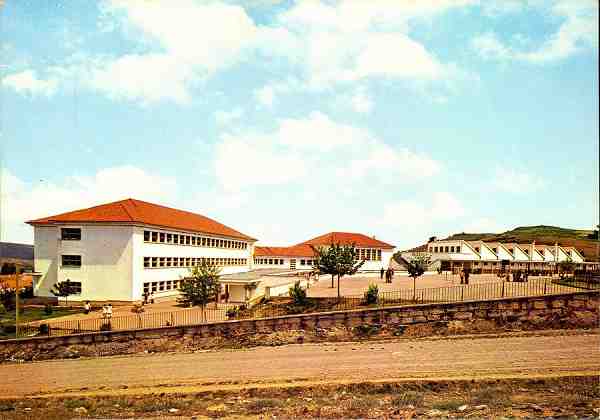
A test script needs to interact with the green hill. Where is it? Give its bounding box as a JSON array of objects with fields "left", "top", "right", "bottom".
[{"left": 445, "top": 225, "right": 599, "bottom": 261}]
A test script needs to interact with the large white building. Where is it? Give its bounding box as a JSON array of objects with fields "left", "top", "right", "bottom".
[
  {"left": 420, "top": 239, "right": 585, "bottom": 273},
  {"left": 253, "top": 232, "right": 396, "bottom": 272},
  {"left": 28, "top": 199, "right": 256, "bottom": 302}
]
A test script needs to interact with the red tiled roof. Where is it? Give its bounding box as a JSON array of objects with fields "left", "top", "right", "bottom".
[
  {"left": 254, "top": 244, "right": 315, "bottom": 257},
  {"left": 404, "top": 243, "right": 428, "bottom": 253},
  {"left": 27, "top": 198, "right": 256, "bottom": 241},
  {"left": 299, "top": 232, "right": 394, "bottom": 249}
]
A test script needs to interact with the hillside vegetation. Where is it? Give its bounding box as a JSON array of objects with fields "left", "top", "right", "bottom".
[{"left": 446, "top": 225, "right": 599, "bottom": 261}]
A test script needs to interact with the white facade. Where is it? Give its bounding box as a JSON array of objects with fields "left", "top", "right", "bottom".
[
  {"left": 33, "top": 223, "right": 255, "bottom": 302},
  {"left": 425, "top": 239, "right": 585, "bottom": 272}
]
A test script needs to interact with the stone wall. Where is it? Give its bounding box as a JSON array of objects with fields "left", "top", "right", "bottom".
[{"left": 1, "top": 291, "right": 598, "bottom": 363}]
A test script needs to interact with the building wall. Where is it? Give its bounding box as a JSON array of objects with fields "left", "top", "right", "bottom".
[
  {"left": 133, "top": 226, "right": 253, "bottom": 300},
  {"left": 34, "top": 225, "right": 134, "bottom": 301}
]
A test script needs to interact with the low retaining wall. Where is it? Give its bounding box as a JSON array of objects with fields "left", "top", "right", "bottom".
[{"left": 1, "top": 291, "right": 598, "bottom": 362}]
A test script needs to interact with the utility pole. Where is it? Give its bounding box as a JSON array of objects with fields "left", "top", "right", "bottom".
[{"left": 14, "top": 262, "right": 20, "bottom": 338}]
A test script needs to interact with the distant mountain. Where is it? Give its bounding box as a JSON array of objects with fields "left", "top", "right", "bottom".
[{"left": 445, "top": 225, "right": 599, "bottom": 261}]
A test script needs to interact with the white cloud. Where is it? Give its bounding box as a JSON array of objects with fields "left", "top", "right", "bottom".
[
  {"left": 214, "top": 111, "right": 441, "bottom": 191},
  {"left": 492, "top": 167, "right": 545, "bottom": 193},
  {"left": 349, "top": 86, "right": 373, "bottom": 113},
  {"left": 1, "top": 70, "right": 58, "bottom": 96},
  {"left": 1, "top": 166, "right": 177, "bottom": 243},
  {"left": 214, "top": 107, "right": 244, "bottom": 125},
  {"left": 254, "top": 85, "right": 275, "bottom": 107},
  {"left": 380, "top": 192, "right": 465, "bottom": 229},
  {"left": 472, "top": 0, "right": 598, "bottom": 63}
]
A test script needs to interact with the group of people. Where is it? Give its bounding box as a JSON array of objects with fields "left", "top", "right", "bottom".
[
  {"left": 380, "top": 267, "right": 395, "bottom": 283},
  {"left": 101, "top": 303, "right": 113, "bottom": 320},
  {"left": 142, "top": 290, "right": 155, "bottom": 305}
]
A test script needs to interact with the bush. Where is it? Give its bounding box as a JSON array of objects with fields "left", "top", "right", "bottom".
[
  {"left": 289, "top": 281, "right": 307, "bottom": 306},
  {"left": 364, "top": 283, "right": 379, "bottom": 305},
  {"left": 0, "top": 303, "right": 6, "bottom": 315},
  {"left": 44, "top": 304, "right": 53, "bottom": 315},
  {"left": 226, "top": 306, "right": 239, "bottom": 319},
  {"left": 38, "top": 323, "right": 49, "bottom": 335}
]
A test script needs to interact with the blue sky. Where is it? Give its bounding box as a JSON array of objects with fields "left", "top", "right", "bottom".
[{"left": 1, "top": 0, "right": 598, "bottom": 249}]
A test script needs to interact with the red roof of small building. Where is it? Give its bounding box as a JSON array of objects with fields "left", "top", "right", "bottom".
[
  {"left": 27, "top": 198, "right": 256, "bottom": 241},
  {"left": 254, "top": 244, "right": 315, "bottom": 257},
  {"left": 299, "top": 232, "right": 394, "bottom": 249}
]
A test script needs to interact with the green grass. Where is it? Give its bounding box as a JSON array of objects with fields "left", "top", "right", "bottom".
[{"left": 0, "top": 306, "right": 81, "bottom": 324}]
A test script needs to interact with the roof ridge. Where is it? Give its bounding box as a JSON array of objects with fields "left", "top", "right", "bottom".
[{"left": 120, "top": 199, "right": 137, "bottom": 222}]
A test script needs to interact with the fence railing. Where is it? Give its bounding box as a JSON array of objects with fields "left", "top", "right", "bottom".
[{"left": 8, "top": 276, "right": 599, "bottom": 340}]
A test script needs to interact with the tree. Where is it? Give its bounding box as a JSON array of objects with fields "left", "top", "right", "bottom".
[
  {"left": 177, "top": 259, "right": 221, "bottom": 321},
  {"left": 51, "top": 279, "right": 75, "bottom": 306},
  {"left": 407, "top": 255, "right": 430, "bottom": 302},
  {"left": 558, "top": 256, "right": 576, "bottom": 279},
  {"left": 312, "top": 243, "right": 365, "bottom": 299}
]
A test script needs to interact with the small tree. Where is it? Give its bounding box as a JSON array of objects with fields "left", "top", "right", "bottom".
[
  {"left": 407, "top": 255, "right": 430, "bottom": 302},
  {"left": 364, "top": 283, "right": 379, "bottom": 305},
  {"left": 312, "top": 243, "right": 365, "bottom": 299},
  {"left": 51, "top": 279, "right": 75, "bottom": 306},
  {"left": 178, "top": 259, "right": 221, "bottom": 321},
  {"left": 289, "top": 281, "right": 308, "bottom": 306},
  {"left": 558, "top": 257, "right": 575, "bottom": 279}
]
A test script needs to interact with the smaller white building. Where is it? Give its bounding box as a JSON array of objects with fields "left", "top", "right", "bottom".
[
  {"left": 421, "top": 239, "right": 585, "bottom": 273},
  {"left": 254, "top": 232, "right": 396, "bottom": 272}
]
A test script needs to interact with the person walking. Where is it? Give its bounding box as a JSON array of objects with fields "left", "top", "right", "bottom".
[
  {"left": 107, "top": 303, "right": 113, "bottom": 320},
  {"left": 143, "top": 290, "right": 149, "bottom": 305},
  {"left": 83, "top": 301, "right": 91, "bottom": 315},
  {"left": 380, "top": 267, "right": 385, "bottom": 280}
]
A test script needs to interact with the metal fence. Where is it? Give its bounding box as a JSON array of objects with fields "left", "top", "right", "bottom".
[{"left": 11, "top": 275, "right": 599, "bottom": 339}]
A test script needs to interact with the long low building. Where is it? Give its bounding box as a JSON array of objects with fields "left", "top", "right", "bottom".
[
  {"left": 421, "top": 239, "right": 586, "bottom": 273},
  {"left": 27, "top": 199, "right": 257, "bottom": 302},
  {"left": 254, "top": 232, "right": 396, "bottom": 272}
]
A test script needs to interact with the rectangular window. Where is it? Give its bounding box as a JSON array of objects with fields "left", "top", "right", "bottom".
[
  {"left": 377, "top": 250, "right": 382, "bottom": 260},
  {"left": 143, "top": 230, "right": 151, "bottom": 242},
  {"left": 456, "top": 246, "right": 461, "bottom": 253},
  {"left": 450, "top": 246, "right": 455, "bottom": 253},
  {"left": 166, "top": 280, "right": 172, "bottom": 290},
  {"left": 61, "top": 228, "right": 81, "bottom": 241},
  {"left": 444, "top": 246, "right": 449, "bottom": 253},
  {"left": 143, "top": 282, "right": 150, "bottom": 294},
  {"left": 166, "top": 257, "right": 172, "bottom": 267},
  {"left": 152, "top": 257, "right": 158, "bottom": 268},
  {"left": 166, "top": 234, "right": 173, "bottom": 244},
  {"left": 69, "top": 282, "right": 82, "bottom": 294},
  {"left": 144, "top": 257, "right": 150, "bottom": 268},
  {"left": 159, "top": 232, "right": 165, "bottom": 243},
  {"left": 159, "top": 281, "right": 165, "bottom": 291},
  {"left": 151, "top": 231, "right": 158, "bottom": 242},
  {"left": 61, "top": 255, "right": 81, "bottom": 267}
]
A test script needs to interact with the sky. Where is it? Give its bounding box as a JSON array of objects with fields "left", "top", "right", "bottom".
[{"left": 0, "top": 0, "right": 598, "bottom": 249}]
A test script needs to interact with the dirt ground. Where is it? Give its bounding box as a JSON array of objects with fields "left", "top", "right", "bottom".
[
  {"left": 1, "top": 331, "right": 598, "bottom": 399},
  {"left": 306, "top": 273, "right": 571, "bottom": 298}
]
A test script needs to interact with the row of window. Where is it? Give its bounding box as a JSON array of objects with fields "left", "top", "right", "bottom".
[
  {"left": 143, "top": 280, "right": 181, "bottom": 294},
  {"left": 143, "top": 230, "right": 248, "bottom": 250},
  {"left": 430, "top": 245, "right": 462, "bottom": 254},
  {"left": 355, "top": 248, "right": 382, "bottom": 261},
  {"left": 143, "top": 256, "right": 248, "bottom": 268},
  {"left": 254, "top": 258, "right": 285, "bottom": 265}
]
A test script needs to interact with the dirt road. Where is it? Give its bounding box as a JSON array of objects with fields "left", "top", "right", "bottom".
[{"left": 1, "top": 332, "right": 598, "bottom": 398}]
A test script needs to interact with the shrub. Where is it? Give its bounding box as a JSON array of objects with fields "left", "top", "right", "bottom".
[
  {"left": 44, "top": 304, "right": 53, "bottom": 315},
  {"left": 289, "top": 281, "right": 308, "bottom": 306},
  {"left": 364, "top": 283, "right": 379, "bottom": 305},
  {"left": 226, "top": 306, "right": 239, "bottom": 319},
  {"left": 38, "top": 323, "right": 49, "bottom": 335},
  {"left": 0, "top": 303, "right": 6, "bottom": 315}
]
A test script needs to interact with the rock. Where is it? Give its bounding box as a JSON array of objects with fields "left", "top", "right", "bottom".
[
  {"left": 529, "top": 404, "right": 543, "bottom": 412},
  {"left": 207, "top": 404, "right": 226, "bottom": 411},
  {"left": 23, "top": 408, "right": 31, "bottom": 412},
  {"left": 74, "top": 407, "right": 88, "bottom": 415},
  {"left": 474, "top": 404, "right": 488, "bottom": 410},
  {"left": 426, "top": 409, "right": 444, "bottom": 416},
  {"left": 458, "top": 404, "right": 468, "bottom": 411},
  {"left": 168, "top": 408, "right": 179, "bottom": 413}
]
